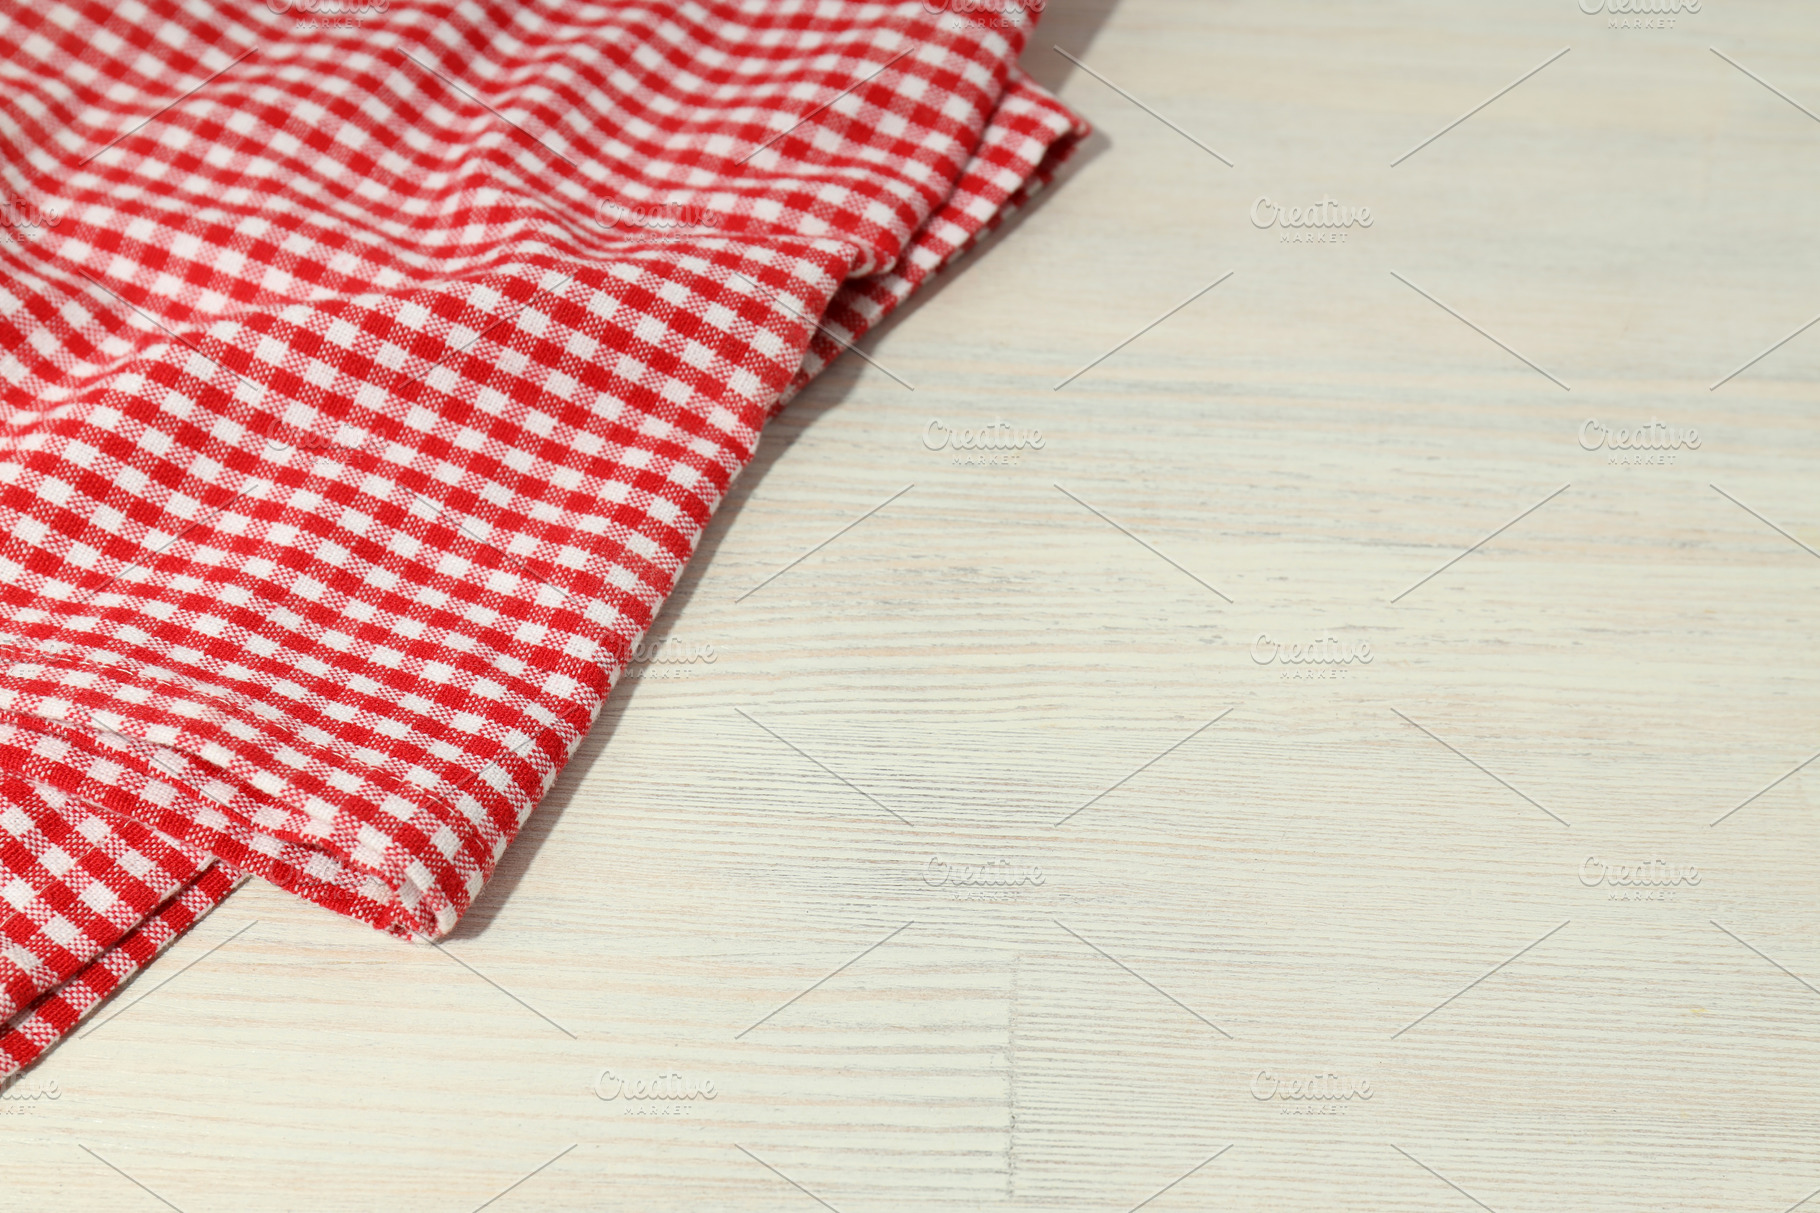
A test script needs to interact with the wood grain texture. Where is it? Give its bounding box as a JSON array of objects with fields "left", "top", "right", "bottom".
[{"left": 5, "top": 1, "right": 1818, "bottom": 1210}]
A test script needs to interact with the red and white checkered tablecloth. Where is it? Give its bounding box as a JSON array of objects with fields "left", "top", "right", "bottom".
[{"left": 0, "top": 0, "right": 1085, "bottom": 1076}]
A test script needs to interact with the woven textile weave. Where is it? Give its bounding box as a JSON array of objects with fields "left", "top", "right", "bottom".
[{"left": 0, "top": 0, "right": 1086, "bottom": 1076}]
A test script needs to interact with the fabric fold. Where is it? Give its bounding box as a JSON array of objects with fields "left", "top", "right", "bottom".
[{"left": 0, "top": 0, "right": 1086, "bottom": 1077}]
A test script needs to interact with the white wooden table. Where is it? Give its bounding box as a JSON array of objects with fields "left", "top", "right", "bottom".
[{"left": 8, "top": 1, "right": 1819, "bottom": 1209}]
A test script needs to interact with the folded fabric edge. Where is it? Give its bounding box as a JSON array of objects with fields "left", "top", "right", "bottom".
[
  {"left": 776, "top": 70, "right": 1093, "bottom": 409},
  {"left": 0, "top": 862, "right": 245, "bottom": 1081}
]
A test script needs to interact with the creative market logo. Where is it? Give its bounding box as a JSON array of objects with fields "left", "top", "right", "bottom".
[
  {"left": 263, "top": 0, "right": 389, "bottom": 13},
  {"left": 923, "top": 0, "right": 1046, "bottom": 29},
  {"left": 1578, "top": 418, "right": 1699, "bottom": 466},
  {"left": 923, "top": 856, "right": 1045, "bottom": 900},
  {"left": 1252, "top": 632, "right": 1372, "bottom": 679},
  {"left": 0, "top": 1077, "right": 61, "bottom": 1115},
  {"left": 1251, "top": 1069, "right": 1373, "bottom": 1115},
  {"left": 922, "top": 419, "right": 1044, "bottom": 467},
  {"left": 620, "top": 637, "right": 716, "bottom": 682},
  {"left": 1580, "top": 0, "right": 1698, "bottom": 29},
  {"left": 1580, "top": 857, "right": 1699, "bottom": 901},
  {"left": 1, "top": 192, "right": 63, "bottom": 231},
  {"left": 1251, "top": 196, "right": 1373, "bottom": 244},
  {"left": 594, "top": 1068, "right": 718, "bottom": 1115},
  {"left": 595, "top": 201, "right": 714, "bottom": 232}
]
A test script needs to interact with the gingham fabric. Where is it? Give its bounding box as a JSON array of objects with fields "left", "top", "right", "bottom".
[{"left": 0, "top": 1, "right": 1086, "bottom": 1075}]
